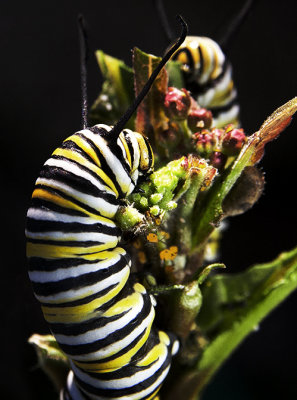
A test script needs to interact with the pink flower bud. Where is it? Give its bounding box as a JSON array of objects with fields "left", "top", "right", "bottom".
[
  {"left": 187, "top": 107, "right": 213, "bottom": 132},
  {"left": 164, "top": 87, "right": 191, "bottom": 120},
  {"left": 222, "top": 128, "right": 246, "bottom": 155},
  {"left": 209, "top": 151, "right": 227, "bottom": 170},
  {"left": 195, "top": 130, "right": 216, "bottom": 157}
]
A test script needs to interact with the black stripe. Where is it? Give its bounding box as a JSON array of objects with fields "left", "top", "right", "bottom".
[
  {"left": 28, "top": 198, "right": 88, "bottom": 218},
  {"left": 107, "top": 139, "right": 131, "bottom": 175},
  {"left": 26, "top": 217, "right": 120, "bottom": 236},
  {"left": 77, "top": 132, "right": 125, "bottom": 198},
  {"left": 39, "top": 164, "right": 118, "bottom": 204},
  {"left": 51, "top": 154, "right": 119, "bottom": 198},
  {"left": 123, "top": 131, "right": 135, "bottom": 168},
  {"left": 187, "top": 60, "right": 230, "bottom": 96},
  {"left": 60, "top": 293, "right": 152, "bottom": 356},
  {"left": 28, "top": 256, "right": 100, "bottom": 273},
  {"left": 34, "top": 184, "right": 118, "bottom": 218},
  {"left": 130, "top": 327, "right": 160, "bottom": 364},
  {"left": 50, "top": 281, "right": 135, "bottom": 335},
  {"left": 32, "top": 256, "right": 127, "bottom": 297},
  {"left": 210, "top": 96, "right": 239, "bottom": 118},
  {"left": 75, "top": 346, "right": 171, "bottom": 397},
  {"left": 41, "top": 283, "right": 119, "bottom": 308},
  {"left": 142, "top": 135, "right": 153, "bottom": 170},
  {"left": 197, "top": 45, "right": 204, "bottom": 79},
  {"left": 173, "top": 47, "right": 195, "bottom": 75},
  {"left": 84, "top": 357, "right": 155, "bottom": 381},
  {"left": 61, "top": 139, "right": 96, "bottom": 166},
  {"left": 51, "top": 309, "right": 130, "bottom": 336},
  {"left": 27, "top": 238, "right": 105, "bottom": 247}
]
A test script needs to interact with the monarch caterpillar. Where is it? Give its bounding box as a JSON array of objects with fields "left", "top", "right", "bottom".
[
  {"left": 25, "top": 15, "right": 187, "bottom": 400},
  {"left": 154, "top": 0, "right": 254, "bottom": 128},
  {"left": 171, "top": 35, "right": 240, "bottom": 128}
]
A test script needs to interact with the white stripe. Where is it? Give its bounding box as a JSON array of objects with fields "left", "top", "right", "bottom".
[
  {"left": 35, "top": 266, "right": 130, "bottom": 304},
  {"left": 26, "top": 228, "right": 119, "bottom": 245},
  {"left": 36, "top": 177, "right": 118, "bottom": 218},
  {"left": 212, "top": 104, "right": 240, "bottom": 128},
  {"left": 75, "top": 365, "right": 170, "bottom": 400},
  {"left": 82, "top": 128, "right": 133, "bottom": 195},
  {"left": 55, "top": 293, "right": 144, "bottom": 345},
  {"left": 72, "top": 345, "right": 168, "bottom": 390},
  {"left": 197, "top": 66, "right": 233, "bottom": 107},
  {"left": 45, "top": 157, "right": 115, "bottom": 196},
  {"left": 71, "top": 306, "right": 155, "bottom": 362},
  {"left": 66, "top": 371, "right": 85, "bottom": 400},
  {"left": 126, "top": 130, "right": 140, "bottom": 172},
  {"left": 27, "top": 207, "right": 117, "bottom": 227},
  {"left": 28, "top": 252, "right": 124, "bottom": 283}
]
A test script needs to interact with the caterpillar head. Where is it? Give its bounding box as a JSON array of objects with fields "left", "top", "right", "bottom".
[{"left": 119, "top": 130, "right": 154, "bottom": 188}]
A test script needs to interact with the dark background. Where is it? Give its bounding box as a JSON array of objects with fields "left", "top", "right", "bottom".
[{"left": 1, "top": 0, "right": 297, "bottom": 399}]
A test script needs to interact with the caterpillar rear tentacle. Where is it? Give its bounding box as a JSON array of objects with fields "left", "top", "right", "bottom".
[{"left": 26, "top": 15, "right": 188, "bottom": 400}]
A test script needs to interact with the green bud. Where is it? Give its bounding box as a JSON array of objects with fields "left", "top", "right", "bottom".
[
  {"left": 150, "top": 193, "right": 163, "bottom": 204},
  {"left": 167, "top": 201, "right": 177, "bottom": 210},
  {"left": 116, "top": 205, "right": 144, "bottom": 230},
  {"left": 150, "top": 205, "right": 161, "bottom": 216}
]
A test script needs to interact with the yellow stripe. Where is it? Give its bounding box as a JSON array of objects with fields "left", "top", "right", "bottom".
[
  {"left": 147, "top": 390, "right": 160, "bottom": 400},
  {"left": 31, "top": 188, "right": 92, "bottom": 217},
  {"left": 52, "top": 148, "right": 119, "bottom": 197},
  {"left": 135, "top": 133, "right": 151, "bottom": 171},
  {"left": 209, "top": 42, "right": 222, "bottom": 80},
  {"left": 76, "top": 247, "right": 126, "bottom": 262},
  {"left": 26, "top": 240, "right": 119, "bottom": 259},
  {"left": 102, "top": 291, "right": 142, "bottom": 317},
  {"left": 210, "top": 80, "right": 234, "bottom": 106},
  {"left": 200, "top": 44, "right": 212, "bottom": 77},
  {"left": 64, "top": 135, "right": 101, "bottom": 167},
  {"left": 136, "top": 341, "right": 166, "bottom": 367},
  {"left": 119, "top": 133, "right": 132, "bottom": 170},
  {"left": 158, "top": 331, "right": 170, "bottom": 346},
  {"left": 74, "top": 316, "right": 154, "bottom": 372},
  {"left": 32, "top": 187, "right": 116, "bottom": 222},
  {"left": 41, "top": 267, "right": 130, "bottom": 323}
]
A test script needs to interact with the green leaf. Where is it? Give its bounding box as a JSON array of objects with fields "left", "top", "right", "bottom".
[
  {"left": 166, "top": 60, "right": 185, "bottom": 89},
  {"left": 89, "top": 50, "right": 135, "bottom": 128},
  {"left": 163, "top": 246, "right": 297, "bottom": 400},
  {"left": 192, "top": 246, "right": 297, "bottom": 397},
  {"left": 28, "top": 334, "right": 69, "bottom": 392},
  {"left": 133, "top": 47, "right": 169, "bottom": 157}
]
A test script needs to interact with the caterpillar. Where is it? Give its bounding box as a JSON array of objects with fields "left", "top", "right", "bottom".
[
  {"left": 25, "top": 15, "right": 187, "bottom": 400},
  {"left": 171, "top": 35, "right": 240, "bottom": 128},
  {"left": 154, "top": 0, "right": 254, "bottom": 128}
]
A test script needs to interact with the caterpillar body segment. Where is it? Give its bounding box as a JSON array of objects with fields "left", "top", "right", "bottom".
[{"left": 26, "top": 125, "right": 179, "bottom": 399}]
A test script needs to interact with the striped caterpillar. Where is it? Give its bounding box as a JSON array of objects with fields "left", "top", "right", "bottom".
[
  {"left": 171, "top": 36, "right": 240, "bottom": 128},
  {"left": 155, "top": 0, "right": 254, "bottom": 128},
  {"left": 25, "top": 15, "right": 187, "bottom": 400}
]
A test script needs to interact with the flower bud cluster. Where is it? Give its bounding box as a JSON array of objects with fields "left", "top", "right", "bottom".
[
  {"left": 164, "top": 87, "right": 213, "bottom": 130},
  {"left": 194, "top": 125, "right": 247, "bottom": 169}
]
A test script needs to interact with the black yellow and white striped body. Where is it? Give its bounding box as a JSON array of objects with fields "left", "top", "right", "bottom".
[
  {"left": 172, "top": 36, "right": 240, "bottom": 128},
  {"left": 26, "top": 124, "right": 179, "bottom": 400}
]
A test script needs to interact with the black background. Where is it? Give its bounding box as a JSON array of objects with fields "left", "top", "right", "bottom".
[{"left": 1, "top": 0, "right": 297, "bottom": 399}]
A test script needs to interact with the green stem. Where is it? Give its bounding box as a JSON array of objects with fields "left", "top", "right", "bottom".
[{"left": 164, "top": 247, "right": 297, "bottom": 400}]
